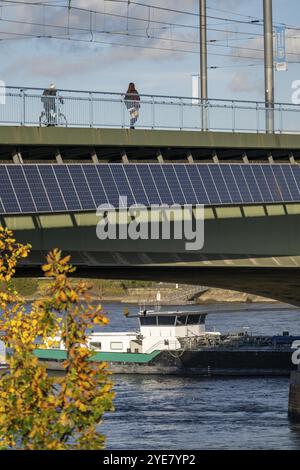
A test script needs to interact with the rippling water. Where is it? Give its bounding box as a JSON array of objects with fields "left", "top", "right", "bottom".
[{"left": 99, "top": 302, "right": 300, "bottom": 450}]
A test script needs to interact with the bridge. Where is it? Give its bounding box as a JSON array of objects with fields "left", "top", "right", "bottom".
[
  {"left": 0, "top": 87, "right": 300, "bottom": 308},
  {"left": 1, "top": 85, "right": 300, "bottom": 418}
]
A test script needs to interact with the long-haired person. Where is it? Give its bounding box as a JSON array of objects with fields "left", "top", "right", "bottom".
[{"left": 124, "top": 82, "right": 140, "bottom": 129}]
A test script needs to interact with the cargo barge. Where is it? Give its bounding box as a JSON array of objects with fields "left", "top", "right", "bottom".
[{"left": 31, "top": 308, "right": 300, "bottom": 376}]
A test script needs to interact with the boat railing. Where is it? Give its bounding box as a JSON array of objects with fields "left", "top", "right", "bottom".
[{"left": 144, "top": 339, "right": 178, "bottom": 354}]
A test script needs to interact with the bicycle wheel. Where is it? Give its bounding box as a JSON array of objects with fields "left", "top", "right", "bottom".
[{"left": 59, "top": 113, "right": 68, "bottom": 127}]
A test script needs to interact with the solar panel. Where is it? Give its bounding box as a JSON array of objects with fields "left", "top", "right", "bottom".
[
  {"left": 136, "top": 165, "right": 161, "bottom": 205},
  {"left": 185, "top": 165, "right": 209, "bottom": 205},
  {"left": 23, "top": 165, "right": 52, "bottom": 212},
  {"left": 161, "top": 165, "right": 186, "bottom": 205},
  {"left": 290, "top": 166, "right": 300, "bottom": 200},
  {"left": 0, "top": 197, "right": 4, "bottom": 214},
  {"left": 82, "top": 165, "right": 108, "bottom": 208},
  {"left": 68, "top": 165, "right": 96, "bottom": 210},
  {"left": 240, "top": 165, "right": 263, "bottom": 203},
  {"left": 219, "top": 165, "right": 242, "bottom": 204},
  {"left": 251, "top": 165, "right": 273, "bottom": 202},
  {"left": 0, "top": 166, "right": 21, "bottom": 213},
  {"left": 96, "top": 165, "right": 123, "bottom": 207},
  {"left": 267, "top": 165, "right": 292, "bottom": 202},
  {"left": 148, "top": 165, "right": 174, "bottom": 206},
  {"left": 174, "top": 166, "right": 198, "bottom": 205},
  {"left": 197, "top": 166, "right": 220, "bottom": 204},
  {"left": 53, "top": 166, "right": 82, "bottom": 211},
  {"left": 6, "top": 166, "right": 36, "bottom": 213},
  {"left": 123, "top": 165, "right": 149, "bottom": 206},
  {"left": 209, "top": 165, "right": 232, "bottom": 204},
  {"left": 107, "top": 165, "right": 135, "bottom": 207},
  {"left": 38, "top": 165, "right": 67, "bottom": 211},
  {"left": 284, "top": 166, "right": 300, "bottom": 200},
  {"left": 230, "top": 165, "right": 253, "bottom": 204},
  {"left": 1, "top": 163, "right": 300, "bottom": 215}
]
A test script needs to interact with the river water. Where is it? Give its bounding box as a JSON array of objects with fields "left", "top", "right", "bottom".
[{"left": 99, "top": 302, "right": 300, "bottom": 450}]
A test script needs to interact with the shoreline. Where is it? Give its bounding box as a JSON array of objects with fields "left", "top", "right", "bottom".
[{"left": 26, "top": 290, "right": 277, "bottom": 305}]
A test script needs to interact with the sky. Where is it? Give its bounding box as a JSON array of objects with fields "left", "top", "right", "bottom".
[{"left": 0, "top": 0, "right": 299, "bottom": 103}]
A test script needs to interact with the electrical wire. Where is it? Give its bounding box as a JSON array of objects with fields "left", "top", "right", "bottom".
[
  {"left": 0, "top": 16, "right": 299, "bottom": 59},
  {"left": 104, "top": 0, "right": 264, "bottom": 26},
  {"left": 0, "top": 0, "right": 298, "bottom": 67}
]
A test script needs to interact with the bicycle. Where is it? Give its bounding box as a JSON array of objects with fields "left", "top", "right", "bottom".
[{"left": 39, "top": 99, "right": 68, "bottom": 127}]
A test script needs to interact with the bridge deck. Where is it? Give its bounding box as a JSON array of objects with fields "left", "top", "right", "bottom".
[{"left": 0, "top": 127, "right": 300, "bottom": 162}]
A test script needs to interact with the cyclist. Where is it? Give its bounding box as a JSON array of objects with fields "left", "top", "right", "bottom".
[{"left": 41, "top": 83, "right": 64, "bottom": 126}]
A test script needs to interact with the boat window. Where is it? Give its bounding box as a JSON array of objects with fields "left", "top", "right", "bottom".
[
  {"left": 140, "top": 316, "right": 157, "bottom": 326},
  {"left": 186, "top": 315, "right": 201, "bottom": 325},
  {"left": 176, "top": 316, "right": 187, "bottom": 326},
  {"left": 200, "top": 315, "right": 206, "bottom": 324},
  {"left": 90, "top": 342, "right": 102, "bottom": 351},
  {"left": 110, "top": 342, "right": 123, "bottom": 351},
  {"left": 157, "top": 316, "right": 176, "bottom": 326}
]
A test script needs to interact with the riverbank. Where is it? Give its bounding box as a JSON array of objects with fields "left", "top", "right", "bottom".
[{"left": 10, "top": 278, "right": 277, "bottom": 305}]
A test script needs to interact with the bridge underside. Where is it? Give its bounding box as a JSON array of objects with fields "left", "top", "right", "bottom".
[
  {"left": 3, "top": 200, "right": 300, "bottom": 306},
  {"left": 13, "top": 263, "right": 300, "bottom": 307},
  {"left": 2, "top": 128, "right": 300, "bottom": 306}
]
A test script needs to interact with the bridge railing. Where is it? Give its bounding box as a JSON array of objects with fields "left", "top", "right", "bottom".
[{"left": 0, "top": 86, "right": 299, "bottom": 133}]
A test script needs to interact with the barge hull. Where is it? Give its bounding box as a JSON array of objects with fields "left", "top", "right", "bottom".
[{"left": 37, "top": 348, "right": 296, "bottom": 377}]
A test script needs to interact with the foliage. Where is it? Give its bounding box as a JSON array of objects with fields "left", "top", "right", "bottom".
[
  {"left": 0, "top": 278, "right": 39, "bottom": 298},
  {"left": 0, "top": 227, "right": 114, "bottom": 450},
  {"left": 92, "top": 279, "right": 155, "bottom": 296}
]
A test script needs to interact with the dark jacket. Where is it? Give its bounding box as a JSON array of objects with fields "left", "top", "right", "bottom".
[
  {"left": 41, "top": 88, "right": 63, "bottom": 106},
  {"left": 124, "top": 90, "right": 140, "bottom": 109}
]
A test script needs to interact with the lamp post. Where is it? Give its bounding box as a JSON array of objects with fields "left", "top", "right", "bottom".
[
  {"left": 263, "top": 0, "right": 274, "bottom": 133},
  {"left": 200, "top": 0, "right": 208, "bottom": 131}
]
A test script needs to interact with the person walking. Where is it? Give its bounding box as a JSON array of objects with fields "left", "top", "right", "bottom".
[{"left": 124, "top": 82, "right": 140, "bottom": 129}]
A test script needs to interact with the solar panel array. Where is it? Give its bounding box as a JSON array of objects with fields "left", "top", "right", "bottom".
[{"left": 0, "top": 163, "right": 300, "bottom": 215}]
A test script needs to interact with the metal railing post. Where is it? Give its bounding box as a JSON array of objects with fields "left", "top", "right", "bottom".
[
  {"left": 280, "top": 104, "right": 283, "bottom": 133},
  {"left": 180, "top": 98, "right": 184, "bottom": 130},
  {"left": 89, "top": 92, "right": 93, "bottom": 128},
  {"left": 232, "top": 101, "right": 236, "bottom": 132},
  {"left": 207, "top": 100, "right": 210, "bottom": 131},
  {"left": 152, "top": 96, "right": 155, "bottom": 129},
  {"left": 122, "top": 94, "right": 125, "bottom": 128},
  {"left": 21, "top": 89, "right": 26, "bottom": 126},
  {"left": 55, "top": 94, "right": 59, "bottom": 126}
]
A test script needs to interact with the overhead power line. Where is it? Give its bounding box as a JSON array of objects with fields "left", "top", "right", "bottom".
[
  {"left": 104, "top": 0, "right": 264, "bottom": 26},
  {"left": 0, "top": 0, "right": 298, "bottom": 68},
  {"left": 1, "top": 0, "right": 300, "bottom": 33},
  {"left": 0, "top": 0, "right": 264, "bottom": 30},
  {"left": 0, "top": 15, "right": 299, "bottom": 58}
]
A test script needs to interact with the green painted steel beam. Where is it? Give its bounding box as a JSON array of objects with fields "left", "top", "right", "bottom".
[{"left": 1, "top": 126, "right": 300, "bottom": 149}]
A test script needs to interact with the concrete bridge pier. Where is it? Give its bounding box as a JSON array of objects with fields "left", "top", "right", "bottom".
[{"left": 288, "top": 367, "right": 300, "bottom": 420}]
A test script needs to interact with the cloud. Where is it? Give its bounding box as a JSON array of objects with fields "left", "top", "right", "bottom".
[
  {"left": 0, "top": 0, "right": 200, "bottom": 78},
  {"left": 227, "top": 28, "right": 300, "bottom": 64},
  {"left": 6, "top": 0, "right": 300, "bottom": 91},
  {"left": 4, "top": 52, "right": 97, "bottom": 79},
  {"left": 229, "top": 70, "right": 263, "bottom": 94}
]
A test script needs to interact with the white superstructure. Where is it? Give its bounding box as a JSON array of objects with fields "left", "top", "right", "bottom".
[
  {"left": 36, "top": 309, "right": 221, "bottom": 356},
  {"left": 85, "top": 309, "right": 220, "bottom": 354}
]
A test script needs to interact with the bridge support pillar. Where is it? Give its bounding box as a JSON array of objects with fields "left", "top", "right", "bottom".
[{"left": 288, "top": 368, "right": 300, "bottom": 420}]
